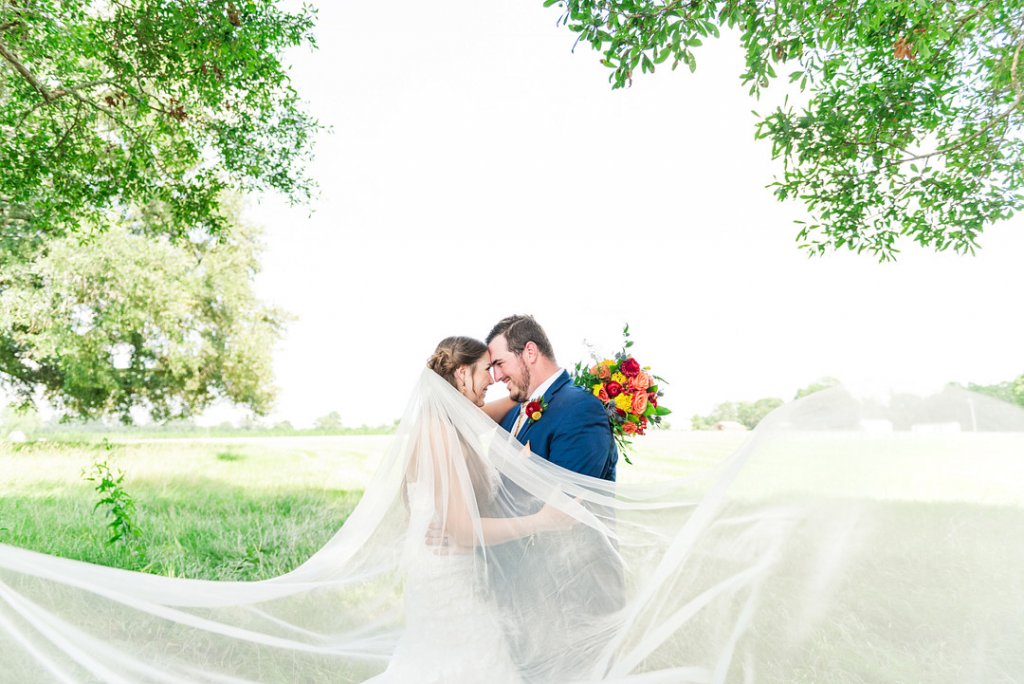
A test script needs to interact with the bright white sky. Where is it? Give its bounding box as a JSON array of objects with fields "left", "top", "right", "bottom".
[{"left": 233, "top": 0, "right": 1023, "bottom": 428}]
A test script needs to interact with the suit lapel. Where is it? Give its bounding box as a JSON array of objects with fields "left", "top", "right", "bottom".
[{"left": 517, "top": 371, "right": 571, "bottom": 442}]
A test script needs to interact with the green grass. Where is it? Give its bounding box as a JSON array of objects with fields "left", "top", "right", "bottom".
[
  {"left": 0, "top": 435, "right": 392, "bottom": 579},
  {"left": 0, "top": 430, "right": 742, "bottom": 579}
]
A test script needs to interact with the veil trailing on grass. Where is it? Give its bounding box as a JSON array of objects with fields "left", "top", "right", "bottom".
[{"left": 1, "top": 368, "right": 1023, "bottom": 682}]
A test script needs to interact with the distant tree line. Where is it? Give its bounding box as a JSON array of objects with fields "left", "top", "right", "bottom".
[
  {"left": 0, "top": 405, "right": 399, "bottom": 440},
  {"left": 691, "top": 377, "right": 841, "bottom": 431},
  {"left": 692, "top": 372, "right": 1024, "bottom": 431},
  {"left": 962, "top": 374, "right": 1024, "bottom": 407}
]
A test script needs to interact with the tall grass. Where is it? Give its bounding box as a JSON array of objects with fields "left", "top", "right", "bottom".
[{"left": 0, "top": 435, "right": 392, "bottom": 579}]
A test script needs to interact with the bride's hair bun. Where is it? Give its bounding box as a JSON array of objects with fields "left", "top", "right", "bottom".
[
  {"left": 428, "top": 336, "right": 488, "bottom": 387},
  {"left": 427, "top": 347, "right": 457, "bottom": 378}
]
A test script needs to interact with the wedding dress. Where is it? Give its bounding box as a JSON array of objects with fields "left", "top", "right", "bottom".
[
  {"left": 1, "top": 369, "right": 1023, "bottom": 683},
  {"left": 365, "top": 478, "right": 521, "bottom": 684}
]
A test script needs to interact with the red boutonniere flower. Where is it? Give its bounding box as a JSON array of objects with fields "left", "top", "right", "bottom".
[{"left": 525, "top": 396, "right": 548, "bottom": 423}]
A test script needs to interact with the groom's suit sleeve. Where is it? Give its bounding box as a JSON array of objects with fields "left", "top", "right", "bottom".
[{"left": 548, "top": 394, "right": 614, "bottom": 479}]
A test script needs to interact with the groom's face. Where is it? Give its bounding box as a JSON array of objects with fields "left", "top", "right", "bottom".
[{"left": 488, "top": 335, "right": 531, "bottom": 403}]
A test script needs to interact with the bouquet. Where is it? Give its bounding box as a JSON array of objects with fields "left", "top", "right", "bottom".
[{"left": 572, "top": 325, "right": 671, "bottom": 464}]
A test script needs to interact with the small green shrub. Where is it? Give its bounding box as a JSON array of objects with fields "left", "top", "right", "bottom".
[{"left": 82, "top": 441, "right": 143, "bottom": 548}]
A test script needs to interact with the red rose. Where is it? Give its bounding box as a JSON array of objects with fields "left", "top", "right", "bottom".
[
  {"left": 525, "top": 401, "right": 542, "bottom": 420},
  {"left": 620, "top": 358, "right": 641, "bottom": 376},
  {"left": 606, "top": 381, "right": 623, "bottom": 398}
]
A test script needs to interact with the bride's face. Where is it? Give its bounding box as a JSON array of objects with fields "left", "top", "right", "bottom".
[{"left": 458, "top": 360, "right": 493, "bottom": 407}]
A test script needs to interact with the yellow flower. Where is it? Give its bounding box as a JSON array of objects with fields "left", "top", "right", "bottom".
[
  {"left": 611, "top": 372, "right": 627, "bottom": 385},
  {"left": 614, "top": 393, "right": 632, "bottom": 413},
  {"left": 592, "top": 384, "right": 603, "bottom": 396},
  {"left": 601, "top": 359, "right": 615, "bottom": 367},
  {"left": 530, "top": 411, "right": 542, "bottom": 421}
]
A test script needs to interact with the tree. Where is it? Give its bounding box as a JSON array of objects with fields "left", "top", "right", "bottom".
[
  {"left": 1, "top": 0, "right": 318, "bottom": 240},
  {"left": 691, "top": 401, "right": 739, "bottom": 430},
  {"left": 965, "top": 373, "right": 1024, "bottom": 407},
  {"left": 313, "top": 411, "right": 343, "bottom": 430},
  {"left": 546, "top": 0, "right": 1024, "bottom": 260},
  {"left": 0, "top": 198, "right": 285, "bottom": 422},
  {"left": 794, "top": 376, "right": 841, "bottom": 399},
  {"left": 691, "top": 396, "right": 783, "bottom": 430}
]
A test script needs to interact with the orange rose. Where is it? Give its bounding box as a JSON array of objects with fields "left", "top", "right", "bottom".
[
  {"left": 622, "top": 422, "right": 638, "bottom": 435},
  {"left": 631, "top": 391, "right": 648, "bottom": 415},
  {"left": 597, "top": 387, "right": 609, "bottom": 402},
  {"left": 597, "top": 364, "right": 611, "bottom": 380},
  {"left": 630, "top": 371, "right": 651, "bottom": 392},
  {"left": 589, "top": 365, "right": 601, "bottom": 376}
]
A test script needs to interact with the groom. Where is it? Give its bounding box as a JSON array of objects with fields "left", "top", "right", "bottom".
[
  {"left": 486, "top": 314, "right": 618, "bottom": 481},
  {"left": 486, "top": 314, "right": 624, "bottom": 681}
]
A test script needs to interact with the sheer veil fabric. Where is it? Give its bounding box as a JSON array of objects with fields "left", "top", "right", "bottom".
[{"left": 1, "top": 368, "right": 1023, "bottom": 682}]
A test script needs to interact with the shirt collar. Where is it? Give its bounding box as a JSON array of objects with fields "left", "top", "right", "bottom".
[{"left": 529, "top": 368, "right": 564, "bottom": 402}]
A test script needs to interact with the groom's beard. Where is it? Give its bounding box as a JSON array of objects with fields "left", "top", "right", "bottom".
[{"left": 508, "top": 365, "right": 531, "bottom": 403}]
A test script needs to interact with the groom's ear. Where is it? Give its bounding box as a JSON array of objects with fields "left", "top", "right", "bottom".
[{"left": 523, "top": 341, "right": 539, "bottom": 363}]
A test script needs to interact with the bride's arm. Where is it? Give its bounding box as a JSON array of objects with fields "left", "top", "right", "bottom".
[
  {"left": 482, "top": 396, "right": 516, "bottom": 423},
  {"left": 423, "top": 429, "right": 569, "bottom": 547},
  {"left": 452, "top": 501, "right": 568, "bottom": 547}
]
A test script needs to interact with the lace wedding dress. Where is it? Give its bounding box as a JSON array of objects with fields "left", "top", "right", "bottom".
[
  {"left": 1, "top": 369, "right": 1023, "bottom": 682},
  {"left": 365, "top": 482, "right": 521, "bottom": 684}
]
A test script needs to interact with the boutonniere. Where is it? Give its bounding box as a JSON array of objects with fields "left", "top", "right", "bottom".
[{"left": 524, "top": 396, "right": 548, "bottom": 424}]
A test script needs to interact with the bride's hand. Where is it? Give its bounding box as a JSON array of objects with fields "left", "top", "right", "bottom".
[
  {"left": 424, "top": 521, "right": 448, "bottom": 547},
  {"left": 533, "top": 497, "right": 581, "bottom": 533}
]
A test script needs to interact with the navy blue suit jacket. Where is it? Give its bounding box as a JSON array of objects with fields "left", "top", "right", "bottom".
[{"left": 500, "top": 370, "right": 617, "bottom": 481}]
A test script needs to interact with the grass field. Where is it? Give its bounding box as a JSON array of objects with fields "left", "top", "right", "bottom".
[
  {"left": 0, "top": 435, "right": 394, "bottom": 579},
  {"left": 0, "top": 431, "right": 747, "bottom": 579},
  {"left": 3, "top": 430, "right": 1023, "bottom": 681}
]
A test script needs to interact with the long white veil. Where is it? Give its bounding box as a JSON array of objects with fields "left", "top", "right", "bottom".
[{"left": 1, "top": 369, "right": 1023, "bottom": 682}]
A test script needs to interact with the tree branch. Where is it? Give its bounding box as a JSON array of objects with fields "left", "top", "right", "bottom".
[
  {"left": 835, "top": 37, "right": 1024, "bottom": 180},
  {"left": 53, "top": 100, "right": 85, "bottom": 158},
  {"left": 0, "top": 37, "right": 58, "bottom": 101}
]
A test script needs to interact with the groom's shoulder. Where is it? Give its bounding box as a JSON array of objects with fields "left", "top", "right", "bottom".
[{"left": 551, "top": 379, "right": 604, "bottom": 413}]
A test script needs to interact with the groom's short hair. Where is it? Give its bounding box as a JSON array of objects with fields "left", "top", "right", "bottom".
[{"left": 487, "top": 315, "right": 556, "bottom": 362}]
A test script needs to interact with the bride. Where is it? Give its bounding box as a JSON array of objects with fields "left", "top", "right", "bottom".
[
  {"left": 0, "top": 336, "right": 1023, "bottom": 682},
  {"left": 369, "top": 336, "right": 579, "bottom": 683}
]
